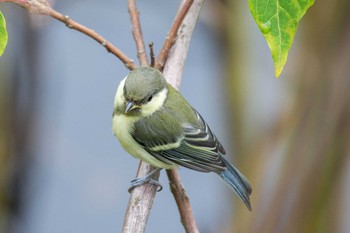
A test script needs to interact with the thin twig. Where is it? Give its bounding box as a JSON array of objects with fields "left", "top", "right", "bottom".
[
  {"left": 149, "top": 42, "right": 155, "bottom": 67},
  {"left": 154, "top": 0, "right": 194, "bottom": 70},
  {"left": 166, "top": 170, "right": 199, "bottom": 233},
  {"left": 47, "top": 8, "right": 136, "bottom": 70},
  {"left": 163, "top": 0, "right": 203, "bottom": 88},
  {"left": 128, "top": 0, "right": 149, "bottom": 66},
  {"left": 0, "top": 0, "right": 137, "bottom": 70}
]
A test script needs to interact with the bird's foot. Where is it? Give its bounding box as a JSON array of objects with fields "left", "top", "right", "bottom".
[{"left": 128, "top": 168, "right": 162, "bottom": 192}]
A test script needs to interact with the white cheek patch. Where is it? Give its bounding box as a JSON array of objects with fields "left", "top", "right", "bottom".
[
  {"left": 141, "top": 87, "right": 168, "bottom": 117},
  {"left": 114, "top": 77, "right": 127, "bottom": 108}
]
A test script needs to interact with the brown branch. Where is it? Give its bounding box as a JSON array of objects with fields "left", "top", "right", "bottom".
[
  {"left": 154, "top": 0, "right": 194, "bottom": 70},
  {"left": 163, "top": 0, "right": 203, "bottom": 88},
  {"left": 166, "top": 170, "right": 199, "bottom": 233},
  {"left": 1, "top": 0, "right": 137, "bottom": 70},
  {"left": 149, "top": 43, "right": 155, "bottom": 67},
  {"left": 47, "top": 9, "right": 136, "bottom": 70},
  {"left": 128, "top": 0, "right": 149, "bottom": 66}
]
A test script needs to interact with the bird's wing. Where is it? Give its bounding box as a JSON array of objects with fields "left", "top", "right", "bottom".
[{"left": 132, "top": 110, "right": 227, "bottom": 173}]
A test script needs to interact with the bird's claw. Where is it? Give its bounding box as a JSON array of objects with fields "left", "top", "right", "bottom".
[
  {"left": 128, "top": 177, "right": 163, "bottom": 192},
  {"left": 128, "top": 168, "right": 163, "bottom": 192}
]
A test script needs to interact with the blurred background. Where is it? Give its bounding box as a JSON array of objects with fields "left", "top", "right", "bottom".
[{"left": 0, "top": 0, "right": 349, "bottom": 233}]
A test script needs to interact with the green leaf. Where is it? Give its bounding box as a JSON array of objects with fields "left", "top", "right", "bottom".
[
  {"left": 249, "top": 0, "right": 314, "bottom": 77},
  {"left": 0, "top": 11, "right": 8, "bottom": 57}
]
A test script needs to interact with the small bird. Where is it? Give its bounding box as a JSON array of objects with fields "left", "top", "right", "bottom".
[{"left": 112, "top": 67, "right": 252, "bottom": 210}]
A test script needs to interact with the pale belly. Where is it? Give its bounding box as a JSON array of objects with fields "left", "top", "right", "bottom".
[{"left": 112, "top": 114, "right": 176, "bottom": 169}]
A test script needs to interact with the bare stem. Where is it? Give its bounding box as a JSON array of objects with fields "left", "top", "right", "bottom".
[
  {"left": 128, "top": 0, "right": 149, "bottom": 66},
  {"left": 1, "top": 0, "right": 137, "bottom": 70},
  {"left": 163, "top": 0, "right": 204, "bottom": 88},
  {"left": 154, "top": 0, "right": 194, "bottom": 70},
  {"left": 166, "top": 170, "right": 199, "bottom": 233},
  {"left": 149, "top": 43, "right": 155, "bottom": 67},
  {"left": 47, "top": 8, "right": 136, "bottom": 70}
]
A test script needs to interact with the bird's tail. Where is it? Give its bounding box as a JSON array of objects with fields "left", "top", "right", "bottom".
[{"left": 218, "top": 158, "right": 252, "bottom": 211}]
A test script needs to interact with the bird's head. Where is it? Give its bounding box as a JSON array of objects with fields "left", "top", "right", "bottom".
[{"left": 114, "top": 67, "right": 168, "bottom": 117}]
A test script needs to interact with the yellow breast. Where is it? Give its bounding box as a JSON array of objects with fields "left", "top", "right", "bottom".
[{"left": 112, "top": 114, "right": 176, "bottom": 169}]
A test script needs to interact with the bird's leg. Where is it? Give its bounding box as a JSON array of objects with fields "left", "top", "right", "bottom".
[{"left": 128, "top": 168, "right": 163, "bottom": 192}]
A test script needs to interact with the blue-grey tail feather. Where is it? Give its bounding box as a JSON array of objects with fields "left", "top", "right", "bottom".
[{"left": 219, "top": 159, "right": 252, "bottom": 211}]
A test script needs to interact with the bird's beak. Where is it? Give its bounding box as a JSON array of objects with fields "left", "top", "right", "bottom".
[{"left": 125, "top": 101, "right": 140, "bottom": 113}]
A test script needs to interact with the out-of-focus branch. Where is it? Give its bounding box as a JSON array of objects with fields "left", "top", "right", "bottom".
[
  {"left": 0, "top": 0, "right": 137, "bottom": 70},
  {"left": 128, "top": 0, "right": 148, "bottom": 66},
  {"left": 154, "top": 0, "right": 194, "bottom": 70}
]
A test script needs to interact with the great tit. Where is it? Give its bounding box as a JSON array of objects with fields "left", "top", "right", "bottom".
[{"left": 112, "top": 67, "right": 252, "bottom": 210}]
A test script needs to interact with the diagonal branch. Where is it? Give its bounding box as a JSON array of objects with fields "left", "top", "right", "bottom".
[
  {"left": 154, "top": 0, "right": 194, "bottom": 70},
  {"left": 0, "top": 0, "right": 137, "bottom": 70},
  {"left": 166, "top": 170, "right": 199, "bottom": 233},
  {"left": 47, "top": 8, "right": 136, "bottom": 70},
  {"left": 128, "top": 0, "right": 149, "bottom": 66}
]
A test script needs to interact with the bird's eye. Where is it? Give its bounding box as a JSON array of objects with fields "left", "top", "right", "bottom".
[{"left": 147, "top": 95, "right": 153, "bottom": 102}]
